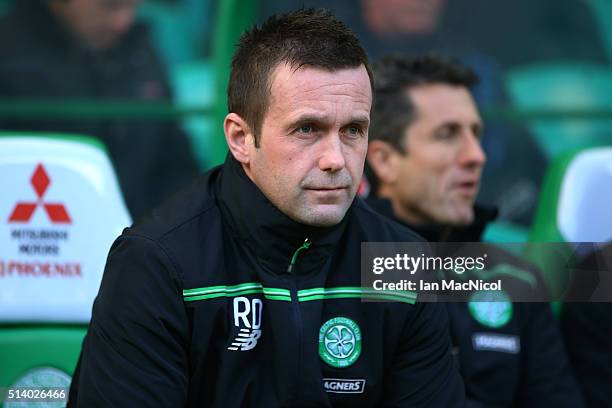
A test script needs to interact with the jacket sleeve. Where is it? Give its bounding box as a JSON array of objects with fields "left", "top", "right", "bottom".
[
  {"left": 382, "top": 302, "right": 466, "bottom": 407},
  {"left": 68, "top": 235, "right": 190, "bottom": 407},
  {"left": 516, "top": 303, "right": 584, "bottom": 407}
]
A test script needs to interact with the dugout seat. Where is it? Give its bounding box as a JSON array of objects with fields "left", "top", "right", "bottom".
[
  {"left": 506, "top": 62, "right": 612, "bottom": 160},
  {"left": 586, "top": 0, "right": 612, "bottom": 61},
  {"left": 0, "top": 134, "right": 131, "bottom": 404},
  {"left": 526, "top": 147, "right": 612, "bottom": 298},
  {"left": 171, "top": 59, "right": 215, "bottom": 168}
]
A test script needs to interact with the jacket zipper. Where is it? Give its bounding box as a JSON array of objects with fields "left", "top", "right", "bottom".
[
  {"left": 287, "top": 238, "right": 311, "bottom": 273},
  {"left": 287, "top": 238, "right": 310, "bottom": 402}
]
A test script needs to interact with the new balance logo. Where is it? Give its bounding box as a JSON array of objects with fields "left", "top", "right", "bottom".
[
  {"left": 228, "top": 297, "right": 263, "bottom": 351},
  {"left": 228, "top": 328, "right": 262, "bottom": 351}
]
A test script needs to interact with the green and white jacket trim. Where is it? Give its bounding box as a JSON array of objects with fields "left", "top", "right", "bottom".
[
  {"left": 297, "top": 286, "right": 417, "bottom": 304},
  {"left": 183, "top": 283, "right": 292, "bottom": 302},
  {"left": 183, "top": 283, "right": 416, "bottom": 304}
]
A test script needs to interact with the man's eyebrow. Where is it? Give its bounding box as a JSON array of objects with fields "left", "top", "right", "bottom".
[
  {"left": 288, "top": 114, "right": 329, "bottom": 126},
  {"left": 348, "top": 116, "right": 370, "bottom": 127},
  {"left": 434, "top": 119, "right": 484, "bottom": 134},
  {"left": 284, "top": 114, "right": 332, "bottom": 132},
  {"left": 285, "top": 114, "right": 370, "bottom": 131}
]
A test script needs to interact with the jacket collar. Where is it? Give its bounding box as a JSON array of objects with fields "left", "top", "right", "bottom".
[
  {"left": 365, "top": 196, "right": 497, "bottom": 242},
  {"left": 215, "top": 154, "right": 350, "bottom": 275}
]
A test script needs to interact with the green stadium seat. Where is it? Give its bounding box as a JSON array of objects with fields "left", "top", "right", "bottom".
[
  {"left": 0, "top": 134, "right": 131, "bottom": 404},
  {"left": 137, "top": 1, "right": 199, "bottom": 67},
  {"left": 0, "top": 327, "right": 86, "bottom": 404},
  {"left": 137, "top": 0, "right": 214, "bottom": 68},
  {"left": 506, "top": 62, "right": 612, "bottom": 159},
  {"left": 170, "top": 59, "right": 216, "bottom": 168},
  {"left": 483, "top": 220, "right": 530, "bottom": 246},
  {"left": 586, "top": 0, "right": 612, "bottom": 60},
  {"left": 525, "top": 147, "right": 612, "bottom": 298}
]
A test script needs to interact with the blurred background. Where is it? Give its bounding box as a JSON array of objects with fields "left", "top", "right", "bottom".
[
  {"left": 1, "top": 0, "right": 612, "bottom": 402},
  {"left": 1, "top": 0, "right": 611, "bottom": 233}
]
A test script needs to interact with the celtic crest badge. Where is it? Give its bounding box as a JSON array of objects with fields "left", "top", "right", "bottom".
[{"left": 318, "top": 317, "right": 362, "bottom": 368}]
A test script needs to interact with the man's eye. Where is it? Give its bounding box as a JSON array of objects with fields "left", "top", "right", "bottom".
[
  {"left": 297, "top": 125, "right": 313, "bottom": 134},
  {"left": 434, "top": 127, "right": 457, "bottom": 140},
  {"left": 345, "top": 126, "right": 363, "bottom": 137}
]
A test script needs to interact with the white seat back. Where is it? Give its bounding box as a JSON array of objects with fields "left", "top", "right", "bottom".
[
  {"left": 558, "top": 147, "right": 612, "bottom": 242},
  {"left": 0, "top": 135, "right": 131, "bottom": 322}
]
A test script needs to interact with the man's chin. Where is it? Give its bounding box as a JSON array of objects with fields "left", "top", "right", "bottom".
[
  {"left": 291, "top": 205, "right": 350, "bottom": 227},
  {"left": 431, "top": 203, "right": 472, "bottom": 227},
  {"left": 446, "top": 211, "right": 474, "bottom": 227}
]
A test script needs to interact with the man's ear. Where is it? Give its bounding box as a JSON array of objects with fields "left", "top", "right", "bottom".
[
  {"left": 367, "top": 140, "right": 398, "bottom": 185},
  {"left": 224, "top": 113, "right": 255, "bottom": 164}
]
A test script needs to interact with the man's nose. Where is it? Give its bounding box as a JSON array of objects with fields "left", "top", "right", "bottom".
[
  {"left": 318, "top": 134, "right": 346, "bottom": 172},
  {"left": 459, "top": 132, "right": 486, "bottom": 168}
]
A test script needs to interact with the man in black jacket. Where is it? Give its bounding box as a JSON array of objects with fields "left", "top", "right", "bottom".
[
  {"left": 68, "top": 9, "right": 465, "bottom": 407},
  {"left": 365, "top": 54, "right": 583, "bottom": 407},
  {"left": 0, "top": 0, "right": 199, "bottom": 220}
]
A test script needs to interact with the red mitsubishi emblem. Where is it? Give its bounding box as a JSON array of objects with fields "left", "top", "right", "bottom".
[{"left": 8, "top": 163, "right": 71, "bottom": 224}]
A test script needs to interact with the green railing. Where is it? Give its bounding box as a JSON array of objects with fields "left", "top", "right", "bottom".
[
  {"left": 0, "top": 100, "right": 212, "bottom": 119},
  {"left": 1, "top": 100, "right": 611, "bottom": 167},
  {"left": 2, "top": 102, "right": 612, "bottom": 121}
]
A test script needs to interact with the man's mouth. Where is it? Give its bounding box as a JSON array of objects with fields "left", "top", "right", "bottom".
[
  {"left": 453, "top": 180, "right": 479, "bottom": 196},
  {"left": 304, "top": 186, "right": 348, "bottom": 191},
  {"left": 304, "top": 187, "right": 349, "bottom": 202}
]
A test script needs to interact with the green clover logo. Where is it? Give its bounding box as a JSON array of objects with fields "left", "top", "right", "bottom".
[{"left": 319, "top": 317, "right": 361, "bottom": 368}]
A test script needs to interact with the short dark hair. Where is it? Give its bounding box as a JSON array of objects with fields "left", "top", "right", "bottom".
[
  {"left": 228, "top": 8, "right": 373, "bottom": 147},
  {"left": 369, "top": 54, "right": 478, "bottom": 152}
]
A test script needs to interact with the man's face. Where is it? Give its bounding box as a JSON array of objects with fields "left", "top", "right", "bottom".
[
  {"left": 384, "top": 84, "right": 485, "bottom": 226},
  {"left": 243, "top": 63, "right": 372, "bottom": 227},
  {"left": 51, "top": 0, "right": 142, "bottom": 50}
]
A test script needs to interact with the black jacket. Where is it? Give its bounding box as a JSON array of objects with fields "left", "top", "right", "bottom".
[
  {"left": 561, "top": 244, "right": 612, "bottom": 408},
  {"left": 0, "top": 0, "right": 199, "bottom": 220},
  {"left": 366, "top": 197, "right": 584, "bottom": 408},
  {"left": 68, "top": 156, "right": 465, "bottom": 407}
]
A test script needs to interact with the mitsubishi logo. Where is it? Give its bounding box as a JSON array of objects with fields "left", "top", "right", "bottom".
[{"left": 8, "top": 163, "right": 71, "bottom": 224}]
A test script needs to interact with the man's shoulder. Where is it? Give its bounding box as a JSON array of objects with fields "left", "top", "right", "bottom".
[{"left": 351, "top": 198, "right": 424, "bottom": 242}]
